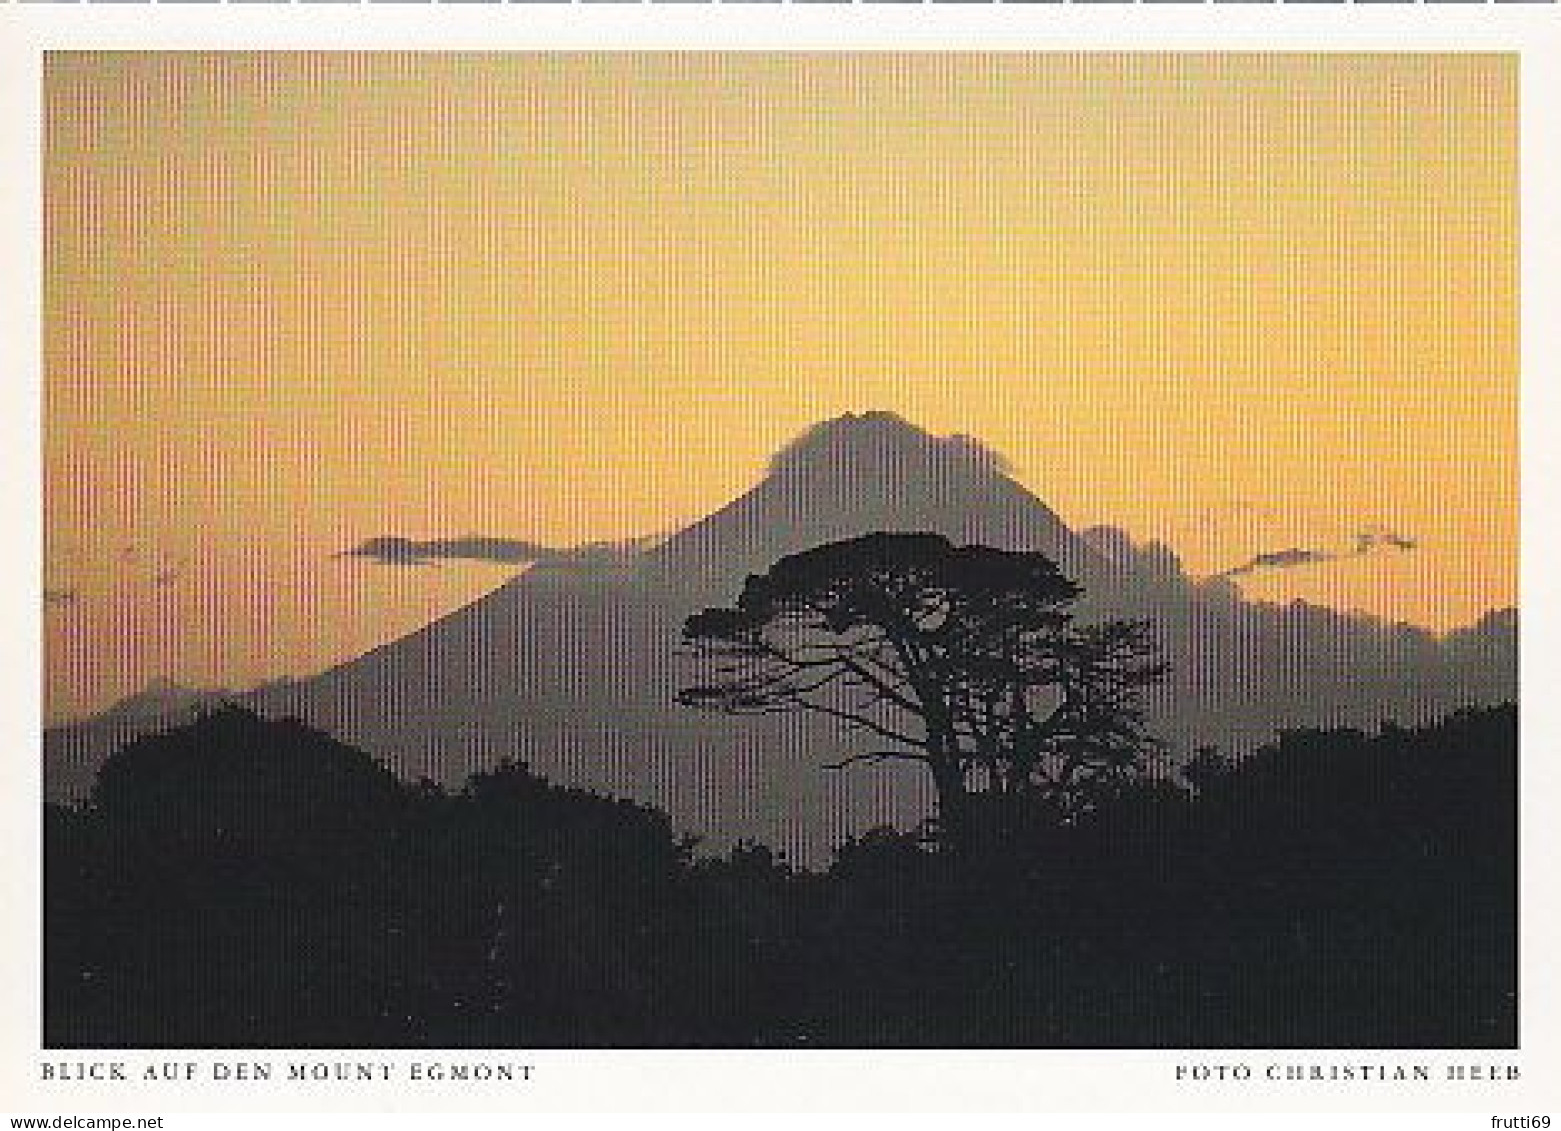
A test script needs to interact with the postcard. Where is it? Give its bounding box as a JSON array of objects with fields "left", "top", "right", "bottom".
[{"left": 3, "top": 11, "right": 1558, "bottom": 1121}]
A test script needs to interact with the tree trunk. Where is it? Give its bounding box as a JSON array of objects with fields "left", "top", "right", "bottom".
[{"left": 929, "top": 753, "right": 973, "bottom": 855}]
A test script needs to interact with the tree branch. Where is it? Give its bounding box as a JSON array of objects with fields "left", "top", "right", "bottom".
[{"left": 822, "top": 749, "right": 932, "bottom": 771}]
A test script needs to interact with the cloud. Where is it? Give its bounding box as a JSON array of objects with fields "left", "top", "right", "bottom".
[
  {"left": 1078, "top": 525, "right": 1186, "bottom": 580},
  {"left": 340, "top": 534, "right": 650, "bottom": 569},
  {"left": 1354, "top": 529, "right": 1417, "bottom": 554},
  {"left": 1219, "top": 528, "right": 1418, "bottom": 578},
  {"left": 52, "top": 542, "right": 189, "bottom": 591},
  {"left": 1222, "top": 547, "right": 1336, "bottom": 577}
]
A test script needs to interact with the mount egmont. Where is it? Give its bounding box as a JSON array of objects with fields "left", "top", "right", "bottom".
[{"left": 45, "top": 413, "right": 1516, "bottom": 861}]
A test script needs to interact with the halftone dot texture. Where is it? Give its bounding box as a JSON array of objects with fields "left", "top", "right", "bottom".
[{"left": 45, "top": 54, "right": 1515, "bottom": 860}]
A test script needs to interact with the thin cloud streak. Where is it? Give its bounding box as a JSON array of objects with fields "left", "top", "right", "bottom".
[
  {"left": 339, "top": 534, "right": 652, "bottom": 569},
  {"left": 1220, "top": 528, "right": 1419, "bottom": 579}
]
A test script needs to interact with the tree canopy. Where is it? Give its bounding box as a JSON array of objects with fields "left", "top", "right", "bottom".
[
  {"left": 678, "top": 533, "right": 1167, "bottom": 849},
  {"left": 91, "top": 703, "right": 404, "bottom": 855}
]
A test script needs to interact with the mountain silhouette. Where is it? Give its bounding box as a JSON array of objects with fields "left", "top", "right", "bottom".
[
  {"left": 44, "top": 412, "right": 1516, "bottom": 861},
  {"left": 644, "top": 412, "right": 1110, "bottom": 590}
]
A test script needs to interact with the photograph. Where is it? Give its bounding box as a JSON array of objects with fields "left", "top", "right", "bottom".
[{"left": 34, "top": 49, "right": 1521, "bottom": 1059}]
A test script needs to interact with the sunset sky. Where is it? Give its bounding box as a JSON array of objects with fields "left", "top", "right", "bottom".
[{"left": 43, "top": 52, "right": 1517, "bottom": 723}]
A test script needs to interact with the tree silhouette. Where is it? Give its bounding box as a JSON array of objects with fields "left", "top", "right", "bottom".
[{"left": 677, "top": 533, "right": 1166, "bottom": 851}]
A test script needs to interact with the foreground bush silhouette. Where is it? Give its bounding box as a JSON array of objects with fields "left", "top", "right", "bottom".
[
  {"left": 51, "top": 706, "right": 411, "bottom": 1046},
  {"left": 45, "top": 703, "right": 1515, "bottom": 1047}
]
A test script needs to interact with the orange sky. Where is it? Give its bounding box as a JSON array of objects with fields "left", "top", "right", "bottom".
[{"left": 43, "top": 52, "right": 1518, "bottom": 723}]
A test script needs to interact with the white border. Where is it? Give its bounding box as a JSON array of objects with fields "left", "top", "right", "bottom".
[{"left": 3, "top": 9, "right": 1557, "bottom": 1116}]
